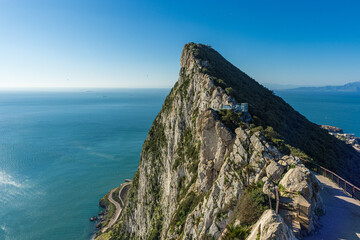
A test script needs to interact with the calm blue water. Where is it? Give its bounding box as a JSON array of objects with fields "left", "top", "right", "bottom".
[
  {"left": 1, "top": 89, "right": 359, "bottom": 240},
  {"left": 0, "top": 89, "right": 168, "bottom": 240},
  {"left": 276, "top": 91, "right": 360, "bottom": 136}
]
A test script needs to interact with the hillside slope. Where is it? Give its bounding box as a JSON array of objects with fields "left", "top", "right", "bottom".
[
  {"left": 288, "top": 81, "right": 360, "bottom": 92},
  {"left": 190, "top": 44, "right": 360, "bottom": 185},
  {"left": 95, "top": 43, "right": 360, "bottom": 240}
]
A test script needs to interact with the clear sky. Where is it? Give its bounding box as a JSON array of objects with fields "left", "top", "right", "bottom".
[{"left": 1, "top": 0, "right": 360, "bottom": 89}]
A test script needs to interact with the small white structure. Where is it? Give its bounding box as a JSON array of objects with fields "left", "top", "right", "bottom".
[
  {"left": 222, "top": 105, "right": 232, "bottom": 110},
  {"left": 216, "top": 103, "right": 251, "bottom": 122},
  {"left": 231, "top": 103, "right": 248, "bottom": 113}
]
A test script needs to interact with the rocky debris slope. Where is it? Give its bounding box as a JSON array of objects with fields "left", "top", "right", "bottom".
[{"left": 96, "top": 43, "right": 328, "bottom": 240}]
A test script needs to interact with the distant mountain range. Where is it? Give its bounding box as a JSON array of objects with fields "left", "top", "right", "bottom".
[
  {"left": 282, "top": 81, "right": 360, "bottom": 92},
  {"left": 262, "top": 83, "right": 303, "bottom": 90}
]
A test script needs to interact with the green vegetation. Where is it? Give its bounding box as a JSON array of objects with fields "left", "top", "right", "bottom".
[
  {"left": 110, "top": 171, "right": 140, "bottom": 239},
  {"left": 218, "top": 109, "right": 243, "bottom": 132},
  {"left": 191, "top": 107, "right": 199, "bottom": 125},
  {"left": 178, "top": 74, "right": 191, "bottom": 99},
  {"left": 177, "top": 174, "right": 197, "bottom": 202},
  {"left": 162, "top": 91, "right": 175, "bottom": 114},
  {"left": 189, "top": 43, "right": 360, "bottom": 186},
  {"left": 170, "top": 191, "right": 204, "bottom": 234},
  {"left": 288, "top": 164, "right": 296, "bottom": 169},
  {"left": 235, "top": 181, "right": 269, "bottom": 226},
  {"left": 278, "top": 184, "right": 286, "bottom": 193},
  {"left": 173, "top": 128, "right": 200, "bottom": 173},
  {"left": 148, "top": 207, "right": 163, "bottom": 240},
  {"left": 143, "top": 120, "right": 166, "bottom": 160},
  {"left": 225, "top": 87, "right": 235, "bottom": 97},
  {"left": 224, "top": 181, "right": 269, "bottom": 239},
  {"left": 222, "top": 225, "right": 252, "bottom": 240},
  {"left": 102, "top": 43, "right": 360, "bottom": 239},
  {"left": 286, "top": 144, "right": 312, "bottom": 161},
  {"left": 215, "top": 209, "right": 228, "bottom": 222},
  {"left": 98, "top": 192, "right": 116, "bottom": 230},
  {"left": 262, "top": 126, "right": 290, "bottom": 155},
  {"left": 214, "top": 78, "right": 226, "bottom": 88},
  {"left": 111, "top": 114, "right": 167, "bottom": 239}
]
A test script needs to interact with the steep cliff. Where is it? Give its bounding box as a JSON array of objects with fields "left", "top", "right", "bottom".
[{"left": 95, "top": 43, "right": 359, "bottom": 240}]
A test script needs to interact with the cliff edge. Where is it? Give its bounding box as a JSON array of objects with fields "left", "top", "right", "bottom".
[{"left": 95, "top": 43, "right": 360, "bottom": 240}]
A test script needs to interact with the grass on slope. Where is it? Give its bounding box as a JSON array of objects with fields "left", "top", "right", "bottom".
[
  {"left": 99, "top": 191, "right": 116, "bottom": 230},
  {"left": 186, "top": 43, "right": 360, "bottom": 186},
  {"left": 223, "top": 181, "right": 270, "bottom": 240}
]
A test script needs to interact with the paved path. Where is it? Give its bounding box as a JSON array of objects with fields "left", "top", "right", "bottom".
[
  {"left": 101, "top": 182, "right": 131, "bottom": 233},
  {"left": 101, "top": 187, "right": 122, "bottom": 233},
  {"left": 305, "top": 174, "right": 360, "bottom": 240},
  {"left": 118, "top": 182, "right": 131, "bottom": 207}
]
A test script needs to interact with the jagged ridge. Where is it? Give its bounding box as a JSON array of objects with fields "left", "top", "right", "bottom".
[
  {"left": 189, "top": 43, "right": 360, "bottom": 186},
  {"left": 95, "top": 43, "right": 359, "bottom": 240}
]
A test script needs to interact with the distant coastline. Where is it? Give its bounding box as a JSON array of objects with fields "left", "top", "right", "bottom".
[
  {"left": 320, "top": 125, "right": 360, "bottom": 152},
  {"left": 275, "top": 81, "right": 360, "bottom": 93}
]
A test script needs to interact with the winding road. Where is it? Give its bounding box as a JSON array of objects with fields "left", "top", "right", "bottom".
[
  {"left": 305, "top": 174, "right": 360, "bottom": 240},
  {"left": 101, "top": 182, "right": 131, "bottom": 233}
]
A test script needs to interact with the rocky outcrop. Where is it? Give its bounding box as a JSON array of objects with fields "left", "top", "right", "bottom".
[
  {"left": 279, "top": 165, "right": 324, "bottom": 233},
  {"left": 95, "top": 43, "right": 329, "bottom": 240},
  {"left": 247, "top": 210, "right": 295, "bottom": 240},
  {"left": 266, "top": 161, "right": 284, "bottom": 183},
  {"left": 279, "top": 166, "right": 321, "bottom": 203}
]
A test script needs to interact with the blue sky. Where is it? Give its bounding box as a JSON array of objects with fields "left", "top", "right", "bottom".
[{"left": 1, "top": 0, "right": 360, "bottom": 88}]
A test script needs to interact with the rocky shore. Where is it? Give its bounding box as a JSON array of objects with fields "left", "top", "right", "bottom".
[
  {"left": 320, "top": 125, "right": 360, "bottom": 151},
  {"left": 92, "top": 180, "right": 132, "bottom": 239},
  {"left": 90, "top": 187, "right": 121, "bottom": 238}
]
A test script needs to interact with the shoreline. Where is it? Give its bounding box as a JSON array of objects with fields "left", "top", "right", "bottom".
[
  {"left": 91, "top": 180, "right": 132, "bottom": 239},
  {"left": 320, "top": 125, "right": 360, "bottom": 152}
]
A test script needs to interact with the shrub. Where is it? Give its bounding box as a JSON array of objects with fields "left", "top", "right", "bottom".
[
  {"left": 286, "top": 144, "right": 312, "bottom": 161},
  {"left": 225, "top": 87, "right": 235, "bottom": 97},
  {"left": 170, "top": 191, "right": 203, "bottom": 234},
  {"left": 98, "top": 192, "right": 116, "bottom": 229},
  {"left": 222, "top": 225, "right": 251, "bottom": 240},
  {"left": 232, "top": 181, "right": 269, "bottom": 226},
  {"left": 218, "top": 109, "right": 243, "bottom": 132}
]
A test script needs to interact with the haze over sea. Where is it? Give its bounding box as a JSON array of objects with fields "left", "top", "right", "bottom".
[
  {"left": 0, "top": 88, "right": 359, "bottom": 240},
  {"left": 0, "top": 89, "right": 168, "bottom": 240}
]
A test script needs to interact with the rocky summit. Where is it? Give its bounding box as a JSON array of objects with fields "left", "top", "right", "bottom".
[{"left": 95, "top": 43, "right": 360, "bottom": 240}]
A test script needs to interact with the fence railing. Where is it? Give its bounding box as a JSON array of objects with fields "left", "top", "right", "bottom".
[{"left": 301, "top": 159, "right": 360, "bottom": 201}]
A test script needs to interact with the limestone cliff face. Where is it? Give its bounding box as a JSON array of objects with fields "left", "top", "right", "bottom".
[{"left": 97, "top": 43, "right": 324, "bottom": 240}]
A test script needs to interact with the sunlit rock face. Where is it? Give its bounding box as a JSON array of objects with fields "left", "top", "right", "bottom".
[
  {"left": 247, "top": 210, "right": 295, "bottom": 240},
  {"left": 95, "top": 43, "right": 326, "bottom": 240}
]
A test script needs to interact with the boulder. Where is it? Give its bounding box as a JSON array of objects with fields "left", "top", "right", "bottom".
[
  {"left": 282, "top": 155, "right": 301, "bottom": 167},
  {"left": 278, "top": 159, "right": 288, "bottom": 168},
  {"left": 266, "top": 161, "right": 284, "bottom": 182},
  {"left": 278, "top": 165, "right": 324, "bottom": 233},
  {"left": 279, "top": 165, "right": 321, "bottom": 202},
  {"left": 247, "top": 210, "right": 296, "bottom": 240}
]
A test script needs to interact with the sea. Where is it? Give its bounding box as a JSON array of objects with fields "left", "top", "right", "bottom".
[
  {"left": 275, "top": 90, "right": 360, "bottom": 136},
  {"left": 0, "top": 89, "right": 168, "bottom": 240},
  {"left": 0, "top": 88, "right": 359, "bottom": 240}
]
